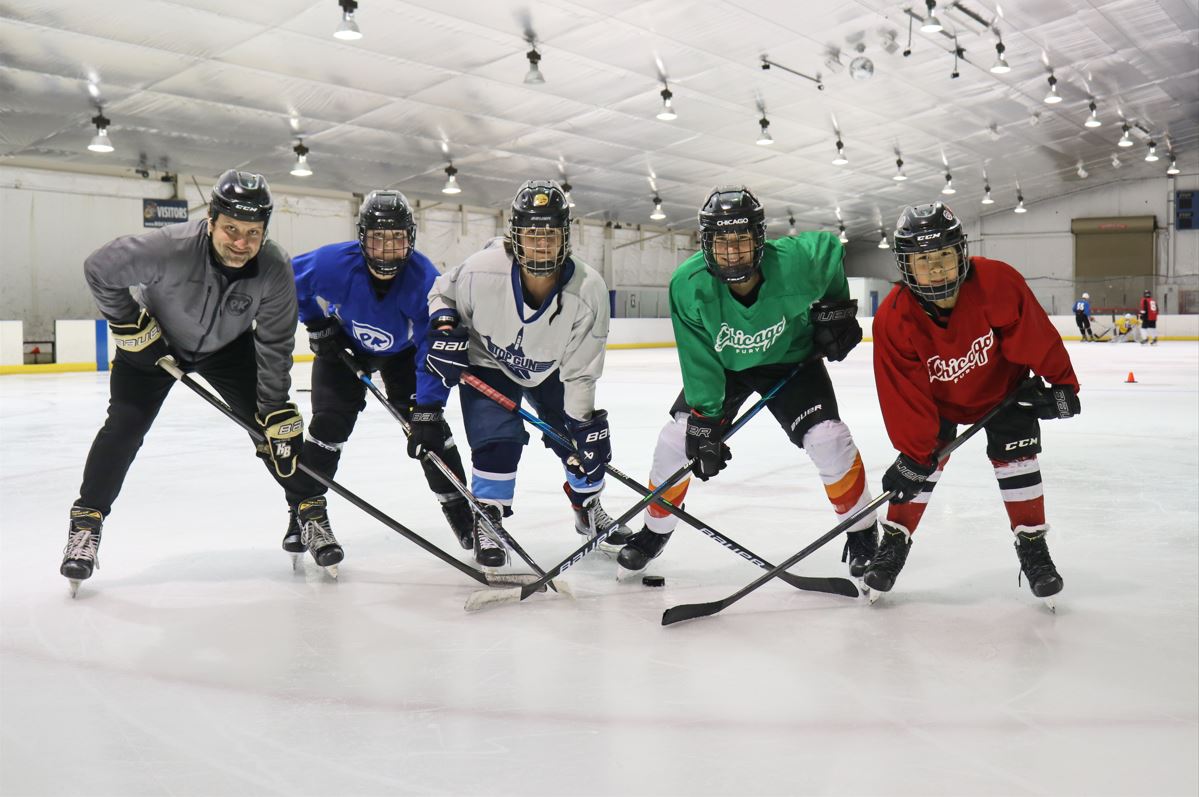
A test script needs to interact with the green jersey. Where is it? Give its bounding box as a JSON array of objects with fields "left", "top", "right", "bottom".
[{"left": 668, "top": 231, "right": 849, "bottom": 416}]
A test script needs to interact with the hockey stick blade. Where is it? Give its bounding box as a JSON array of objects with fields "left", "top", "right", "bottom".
[{"left": 777, "top": 573, "right": 859, "bottom": 597}]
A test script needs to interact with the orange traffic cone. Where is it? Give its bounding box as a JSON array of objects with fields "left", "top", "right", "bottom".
[{"left": 1125, "top": 371, "right": 1137, "bottom": 383}]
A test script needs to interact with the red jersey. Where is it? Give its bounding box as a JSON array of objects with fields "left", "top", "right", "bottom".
[
  {"left": 873, "top": 257, "right": 1079, "bottom": 463},
  {"left": 1139, "top": 296, "right": 1158, "bottom": 321}
]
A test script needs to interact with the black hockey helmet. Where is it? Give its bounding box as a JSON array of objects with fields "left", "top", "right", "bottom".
[
  {"left": 893, "top": 202, "right": 969, "bottom": 302},
  {"left": 357, "top": 190, "right": 416, "bottom": 276},
  {"left": 698, "top": 185, "right": 767, "bottom": 284},
  {"left": 507, "top": 179, "right": 571, "bottom": 275},
  {"left": 1143, "top": 289, "right": 1152, "bottom": 297},
  {"left": 209, "top": 169, "right": 273, "bottom": 226}
]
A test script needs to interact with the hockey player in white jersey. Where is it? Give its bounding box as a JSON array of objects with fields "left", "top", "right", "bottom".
[{"left": 419, "top": 179, "right": 631, "bottom": 568}]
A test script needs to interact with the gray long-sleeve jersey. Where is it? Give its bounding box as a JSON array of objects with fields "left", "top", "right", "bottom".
[
  {"left": 84, "top": 217, "right": 297, "bottom": 414},
  {"left": 428, "top": 238, "right": 610, "bottom": 421}
]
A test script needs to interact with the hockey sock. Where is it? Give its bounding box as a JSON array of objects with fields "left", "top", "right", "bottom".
[
  {"left": 644, "top": 478, "right": 691, "bottom": 534},
  {"left": 803, "top": 420, "right": 876, "bottom": 532},
  {"left": 991, "top": 456, "right": 1046, "bottom": 530},
  {"left": 884, "top": 462, "right": 946, "bottom": 534},
  {"left": 470, "top": 441, "right": 523, "bottom": 514}
]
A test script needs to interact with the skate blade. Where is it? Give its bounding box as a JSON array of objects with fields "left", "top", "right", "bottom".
[
  {"left": 868, "top": 588, "right": 885, "bottom": 605},
  {"left": 324, "top": 564, "right": 339, "bottom": 579},
  {"left": 68, "top": 579, "right": 81, "bottom": 599},
  {"left": 1042, "top": 597, "right": 1056, "bottom": 613},
  {"left": 615, "top": 565, "right": 647, "bottom": 583},
  {"left": 289, "top": 553, "right": 302, "bottom": 573}
]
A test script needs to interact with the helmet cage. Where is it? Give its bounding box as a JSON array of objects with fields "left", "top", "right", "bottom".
[
  {"left": 508, "top": 180, "right": 571, "bottom": 276},
  {"left": 358, "top": 191, "right": 416, "bottom": 277},
  {"left": 893, "top": 203, "right": 969, "bottom": 302},
  {"left": 699, "top": 186, "right": 767, "bottom": 284}
]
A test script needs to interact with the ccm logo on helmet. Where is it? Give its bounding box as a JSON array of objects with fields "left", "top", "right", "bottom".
[
  {"left": 916, "top": 233, "right": 941, "bottom": 242},
  {"left": 715, "top": 218, "right": 749, "bottom": 226}
]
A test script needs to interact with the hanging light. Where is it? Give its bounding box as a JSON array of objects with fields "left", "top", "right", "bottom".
[
  {"left": 87, "top": 111, "right": 114, "bottom": 153},
  {"left": 1145, "top": 141, "right": 1160, "bottom": 162},
  {"left": 756, "top": 116, "right": 773, "bottom": 146},
  {"left": 290, "top": 141, "right": 313, "bottom": 177},
  {"left": 893, "top": 157, "right": 907, "bottom": 181},
  {"left": 656, "top": 87, "right": 677, "bottom": 121},
  {"left": 832, "top": 138, "right": 848, "bottom": 165},
  {"left": 838, "top": 224, "right": 848, "bottom": 244},
  {"left": 1084, "top": 100, "right": 1102, "bottom": 128},
  {"left": 650, "top": 196, "right": 666, "bottom": 220},
  {"left": 990, "top": 40, "right": 1011, "bottom": 74},
  {"left": 1014, "top": 192, "right": 1027, "bottom": 213},
  {"left": 921, "top": 0, "right": 943, "bottom": 33},
  {"left": 981, "top": 184, "right": 995, "bottom": 205},
  {"left": 561, "top": 180, "right": 576, "bottom": 207},
  {"left": 1043, "top": 74, "right": 1062, "bottom": 104},
  {"left": 1111, "top": 153, "right": 1122, "bottom": 169},
  {"left": 333, "top": 0, "right": 362, "bottom": 40},
  {"left": 442, "top": 164, "right": 461, "bottom": 194},
  {"left": 524, "top": 48, "right": 545, "bottom": 84},
  {"left": 1166, "top": 156, "right": 1180, "bottom": 176},
  {"left": 941, "top": 172, "right": 956, "bottom": 195},
  {"left": 787, "top": 214, "right": 797, "bottom": 235},
  {"left": 878, "top": 230, "right": 890, "bottom": 249},
  {"left": 1118, "top": 124, "right": 1133, "bottom": 147},
  {"left": 1076, "top": 161, "right": 1089, "bottom": 179}
]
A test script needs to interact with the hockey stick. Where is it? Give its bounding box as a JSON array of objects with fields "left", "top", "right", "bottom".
[
  {"left": 156, "top": 356, "right": 544, "bottom": 590},
  {"left": 341, "top": 353, "right": 565, "bottom": 594},
  {"left": 461, "top": 371, "right": 858, "bottom": 598},
  {"left": 661, "top": 388, "right": 1023, "bottom": 625},
  {"left": 463, "top": 360, "right": 807, "bottom": 612}
]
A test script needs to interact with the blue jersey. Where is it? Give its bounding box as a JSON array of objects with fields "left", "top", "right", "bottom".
[
  {"left": 1073, "top": 298, "right": 1091, "bottom": 315},
  {"left": 294, "top": 241, "right": 447, "bottom": 405}
]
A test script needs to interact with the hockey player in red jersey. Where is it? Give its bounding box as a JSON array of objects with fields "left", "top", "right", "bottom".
[
  {"left": 867, "top": 202, "right": 1080, "bottom": 604},
  {"left": 1139, "top": 289, "right": 1159, "bottom": 344}
]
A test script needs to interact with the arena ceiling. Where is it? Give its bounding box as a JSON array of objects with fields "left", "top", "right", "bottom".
[{"left": 2, "top": 0, "right": 1196, "bottom": 239}]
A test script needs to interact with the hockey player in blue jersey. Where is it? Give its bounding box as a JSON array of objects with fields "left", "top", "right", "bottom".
[
  {"left": 422, "top": 179, "right": 631, "bottom": 569},
  {"left": 1073, "top": 292, "right": 1095, "bottom": 341},
  {"left": 291, "top": 190, "right": 474, "bottom": 557}
]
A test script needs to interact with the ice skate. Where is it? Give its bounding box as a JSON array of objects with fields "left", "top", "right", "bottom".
[
  {"left": 568, "top": 486, "right": 632, "bottom": 555},
  {"left": 61, "top": 506, "right": 104, "bottom": 598},
  {"left": 441, "top": 497, "right": 475, "bottom": 550},
  {"left": 296, "top": 496, "right": 343, "bottom": 578},
  {"left": 282, "top": 505, "right": 306, "bottom": 571},
  {"left": 1015, "top": 528, "right": 1063, "bottom": 612},
  {"left": 616, "top": 526, "right": 672, "bottom": 575},
  {"left": 473, "top": 503, "right": 509, "bottom": 571},
  {"left": 863, "top": 523, "right": 912, "bottom": 603},
  {"left": 841, "top": 522, "right": 879, "bottom": 579}
]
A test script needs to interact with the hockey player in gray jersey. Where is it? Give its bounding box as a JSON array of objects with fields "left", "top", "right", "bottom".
[
  {"left": 419, "top": 179, "right": 631, "bottom": 568},
  {"left": 60, "top": 170, "right": 341, "bottom": 595}
]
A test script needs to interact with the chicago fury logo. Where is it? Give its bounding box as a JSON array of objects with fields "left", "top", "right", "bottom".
[{"left": 926, "top": 329, "right": 995, "bottom": 383}]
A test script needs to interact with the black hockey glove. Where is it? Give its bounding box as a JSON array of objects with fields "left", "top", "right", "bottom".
[
  {"left": 306, "top": 316, "right": 353, "bottom": 359},
  {"left": 566, "top": 410, "right": 612, "bottom": 484},
  {"left": 882, "top": 453, "right": 936, "bottom": 504},
  {"left": 426, "top": 321, "right": 470, "bottom": 390},
  {"left": 110, "top": 308, "right": 169, "bottom": 367},
  {"left": 1016, "top": 377, "right": 1081, "bottom": 420},
  {"left": 406, "top": 405, "right": 450, "bottom": 459},
  {"left": 685, "top": 412, "right": 732, "bottom": 481},
  {"left": 256, "top": 403, "right": 303, "bottom": 478},
  {"left": 811, "top": 299, "right": 862, "bottom": 362}
]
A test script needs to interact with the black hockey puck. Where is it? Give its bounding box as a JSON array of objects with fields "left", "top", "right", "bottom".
[{"left": 642, "top": 575, "right": 666, "bottom": 587}]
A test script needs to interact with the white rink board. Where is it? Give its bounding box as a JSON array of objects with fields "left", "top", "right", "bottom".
[{"left": 2, "top": 342, "right": 1197, "bottom": 796}]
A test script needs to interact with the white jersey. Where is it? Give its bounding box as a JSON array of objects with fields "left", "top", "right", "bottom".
[{"left": 428, "top": 238, "right": 611, "bottom": 420}]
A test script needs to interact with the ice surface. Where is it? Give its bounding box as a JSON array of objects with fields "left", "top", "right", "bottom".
[{"left": 2, "top": 342, "right": 1196, "bottom": 796}]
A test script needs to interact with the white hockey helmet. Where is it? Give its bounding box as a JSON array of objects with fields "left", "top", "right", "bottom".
[{"left": 1081, "top": 292, "right": 1090, "bottom": 299}]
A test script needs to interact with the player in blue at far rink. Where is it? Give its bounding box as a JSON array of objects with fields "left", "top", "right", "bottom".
[
  {"left": 290, "top": 190, "right": 474, "bottom": 561},
  {"left": 421, "top": 179, "right": 632, "bottom": 570}
]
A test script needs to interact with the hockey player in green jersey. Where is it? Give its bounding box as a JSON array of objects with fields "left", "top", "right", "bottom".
[{"left": 618, "top": 186, "right": 880, "bottom": 577}]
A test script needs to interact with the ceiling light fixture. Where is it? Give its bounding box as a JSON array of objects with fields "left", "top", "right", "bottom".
[
  {"left": 87, "top": 111, "right": 114, "bottom": 153},
  {"left": 1043, "top": 74, "right": 1062, "bottom": 104},
  {"left": 442, "top": 164, "right": 461, "bottom": 194},
  {"left": 878, "top": 230, "right": 890, "bottom": 249},
  {"left": 524, "top": 47, "right": 545, "bottom": 84},
  {"left": 1111, "top": 153, "right": 1122, "bottom": 169},
  {"left": 650, "top": 196, "right": 666, "bottom": 220},
  {"left": 838, "top": 224, "right": 849, "bottom": 244},
  {"left": 290, "top": 141, "right": 313, "bottom": 177},
  {"left": 1084, "top": 100, "right": 1102, "bottom": 128},
  {"left": 893, "top": 157, "right": 907, "bottom": 181},
  {"left": 981, "top": 184, "right": 995, "bottom": 205},
  {"left": 1076, "top": 161, "right": 1089, "bottom": 179},
  {"left": 1118, "top": 124, "right": 1133, "bottom": 147},
  {"left": 902, "top": 13, "right": 913, "bottom": 57},
  {"left": 1145, "top": 141, "right": 1160, "bottom": 162},
  {"left": 832, "top": 138, "right": 848, "bottom": 165},
  {"left": 990, "top": 40, "right": 1011, "bottom": 74},
  {"left": 1014, "top": 192, "right": 1027, "bottom": 213},
  {"left": 1166, "top": 156, "right": 1180, "bottom": 176},
  {"left": 333, "top": 0, "right": 362, "bottom": 41},
  {"left": 787, "top": 214, "right": 797, "bottom": 235},
  {"left": 756, "top": 116, "right": 773, "bottom": 146},
  {"left": 561, "top": 180, "right": 576, "bottom": 207},
  {"left": 921, "top": 0, "right": 943, "bottom": 33},
  {"left": 951, "top": 41, "right": 962, "bottom": 79},
  {"left": 941, "top": 172, "right": 956, "bottom": 195},
  {"left": 656, "top": 86, "right": 677, "bottom": 121}
]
